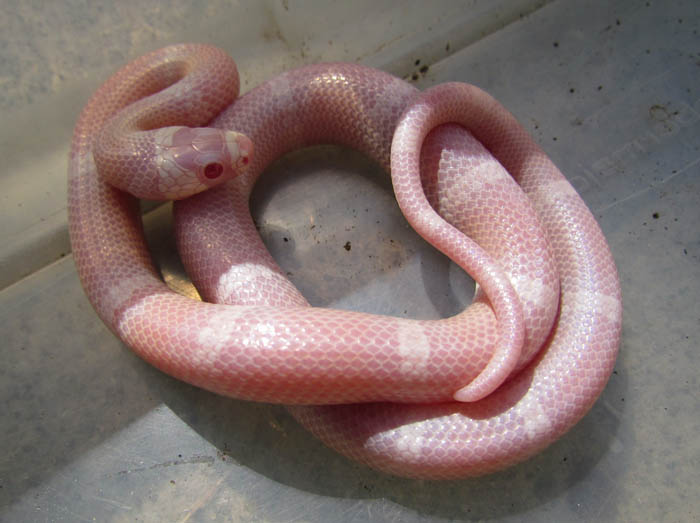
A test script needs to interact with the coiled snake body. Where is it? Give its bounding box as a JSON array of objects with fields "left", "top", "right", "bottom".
[{"left": 68, "top": 44, "right": 621, "bottom": 479}]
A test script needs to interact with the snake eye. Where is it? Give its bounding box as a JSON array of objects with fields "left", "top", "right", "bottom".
[{"left": 204, "top": 162, "right": 224, "bottom": 179}]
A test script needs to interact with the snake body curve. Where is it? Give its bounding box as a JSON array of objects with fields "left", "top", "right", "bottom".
[{"left": 68, "top": 44, "right": 621, "bottom": 479}]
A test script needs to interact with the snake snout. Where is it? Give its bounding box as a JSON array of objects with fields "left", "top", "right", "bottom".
[{"left": 185, "top": 128, "right": 253, "bottom": 187}]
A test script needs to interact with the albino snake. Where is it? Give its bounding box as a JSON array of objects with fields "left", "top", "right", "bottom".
[{"left": 68, "top": 44, "right": 622, "bottom": 479}]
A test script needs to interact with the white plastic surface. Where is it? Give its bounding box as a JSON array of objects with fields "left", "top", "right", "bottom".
[{"left": 1, "top": 1, "right": 698, "bottom": 521}]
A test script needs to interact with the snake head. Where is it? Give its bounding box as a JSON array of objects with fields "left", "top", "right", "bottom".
[{"left": 153, "top": 126, "right": 253, "bottom": 199}]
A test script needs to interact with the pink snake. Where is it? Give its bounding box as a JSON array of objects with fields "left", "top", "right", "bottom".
[{"left": 68, "top": 44, "right": 621, "bottom": 479}]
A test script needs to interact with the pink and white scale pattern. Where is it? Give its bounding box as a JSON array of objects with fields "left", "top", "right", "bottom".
[{"left": 68, "top": 44, "right": 622, "bottom": 479}]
